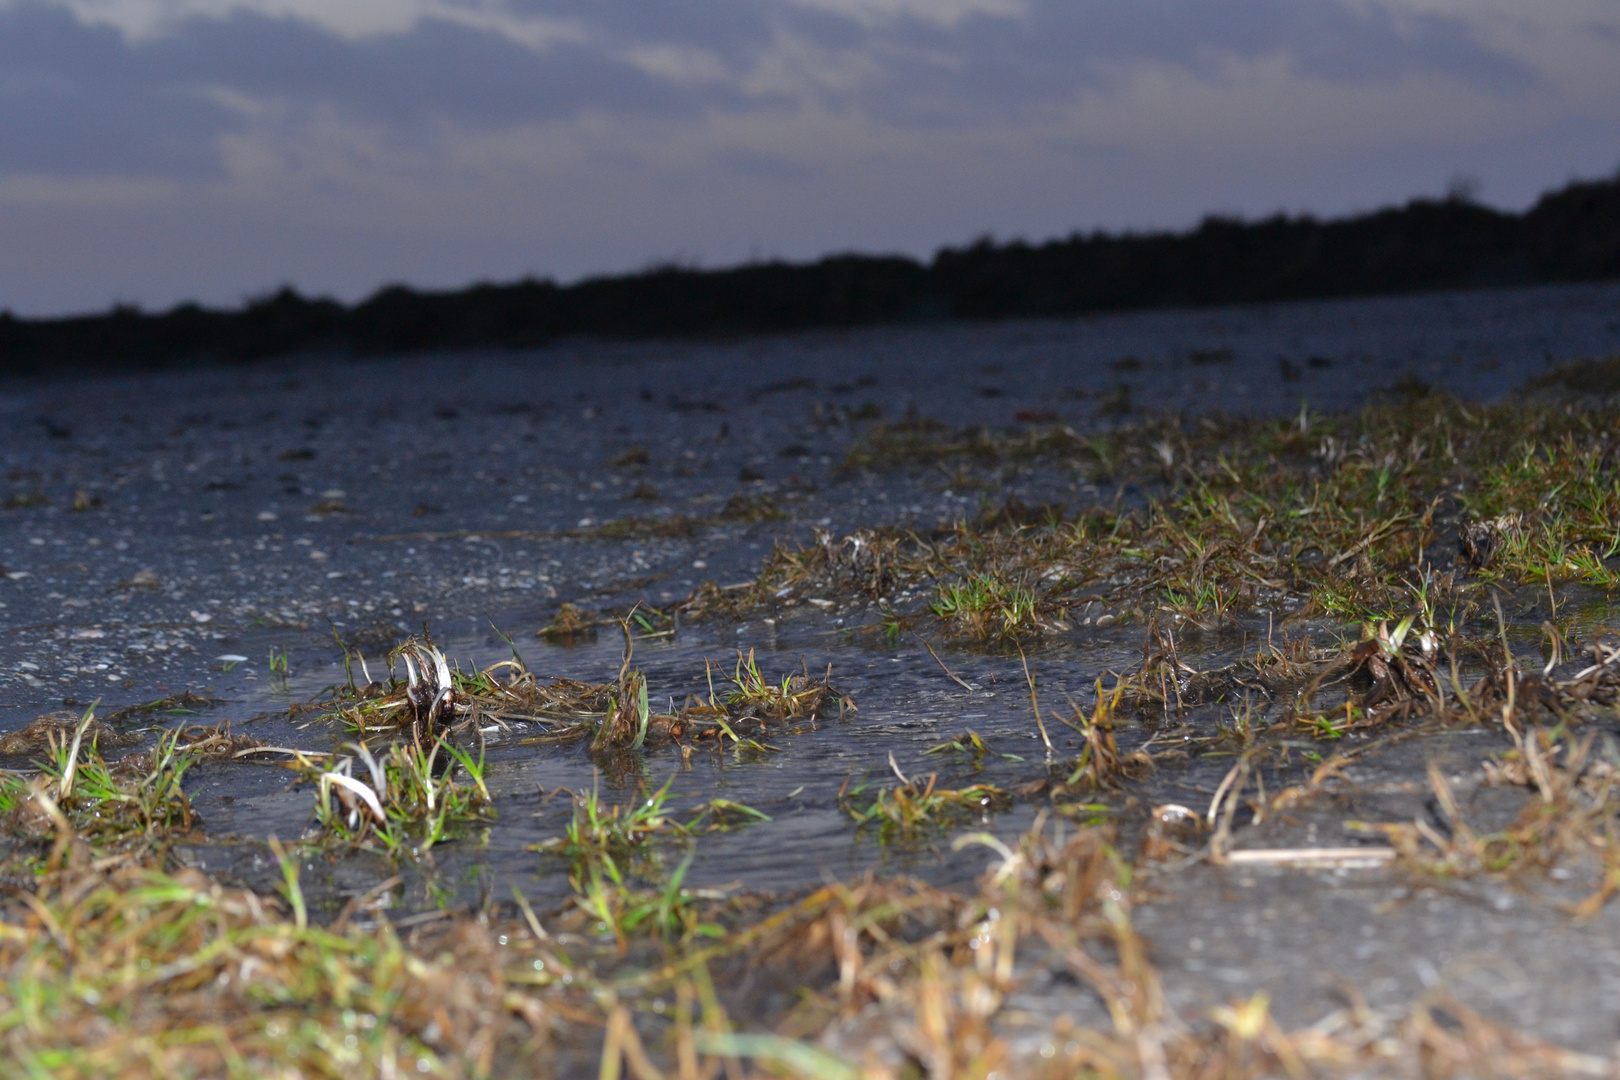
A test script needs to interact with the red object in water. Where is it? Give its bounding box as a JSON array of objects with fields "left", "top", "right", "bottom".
[{"left": 1015, "top": 409, "right": 1059, "bottom": 423}]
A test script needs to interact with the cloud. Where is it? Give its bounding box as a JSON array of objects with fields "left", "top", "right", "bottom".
[
  {"left": 0, "top": 0, "right": 1548, "bottom": 180},
  {"left": 0, "top": 0, "right": 740, "bottom": 178},
  {"left": 0, "top": 2, "right": 234, "bottom": 175},
  {"left": 771, "top": 0, "right": 1542, "bottom": 126},
  {"left": 156, "top": 9, "right": 728, "bottom": 130},
  {"left": 707, "top": 145, "right": 824, "bottom": 183},
  {"left": 0, "top": 0, "right": 1611, "bottom": 314}
]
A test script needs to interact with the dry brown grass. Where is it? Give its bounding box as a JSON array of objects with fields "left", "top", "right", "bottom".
[
  {"left": 0, "top": 863, "right": 545, "bottom": 1079},
  {"left": 2, "top": 801, "right": 1614, "bottom": 1078}
]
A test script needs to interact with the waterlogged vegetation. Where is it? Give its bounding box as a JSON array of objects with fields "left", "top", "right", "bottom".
[
  {"left": 11, "top": 362, "right": 1620, "bottom": 1075},
  {"left": 311, "top": 632, "right": 852, "bottom": 757},
  {"left": 530, "top": 779, "right": 774, "bottom": 949},
  {"left": 3, "top": 808, "right": 1611, "bottom": 1077},
  {"left": 312, "top": 735, "right": 493, "bottom": 855},
  {"left": 0, "top": 710, "right": 262, "bottom": 869},
  {"left": 1345, "top": 725, "right": 1620, "bottom": 892},
  {"left": 839, "top": 768, "right": 1012, "bottom": 839},
  {"left": 676, "top": 387, "right": 1620, "bottom": 646},
  {"left": 6, "top": 642, "right": 1620, "bottom": 1076}
]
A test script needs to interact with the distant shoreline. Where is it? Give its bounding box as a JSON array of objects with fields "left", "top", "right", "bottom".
[{"left": 2, "top": 173, "right": 1616, "bottom": 373}]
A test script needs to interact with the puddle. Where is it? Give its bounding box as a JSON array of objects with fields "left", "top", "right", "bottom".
[
  {"left": 158, "top": 614, "right": 1142, "bottom": 909},
  {"left": 6, "top": 282, "right": 1620, "bottom": 1059},
  {"left": 22, "top": 600, "right": 1517, "bottom": 921}
]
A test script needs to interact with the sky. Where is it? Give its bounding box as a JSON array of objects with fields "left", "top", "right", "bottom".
[{"left": 1, "top": 0, "right": 1617, "bottom": 316}]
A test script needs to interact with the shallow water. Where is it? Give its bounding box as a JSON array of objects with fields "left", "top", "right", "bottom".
[
  {"left": 173, "top": 612, "right": 1153, "bottom": 905},
  {"left": 6, "top": 280, "right": 1620, "bottom": 1046}
]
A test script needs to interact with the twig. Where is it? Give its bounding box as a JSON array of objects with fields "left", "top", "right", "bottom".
[
  {"left": 1206, "top": 758, "right": 1250, "bottom": 864},
  {"left": 914, "top": 633, "right": 975, "bottom": 691},
  {"left": 1492, "top": 591, "right": 1518, "bottom": 734},
  {"left": 1206, "top": 761, "right": 1244, "bottom": 829},
  {"left": 386, "top": 909, "right": 455, "bottom": 930},
  {"left": 1223, "top": 847, "right": 1394, "bottom": 868},
  {"left": 331, "top": 875, "right": 403, "bottom": 933},
  {"left": 1018, "top": 645, "right": 1054, "bottom": 756},
  {"left": 887, "top": 751, "right": 911, "bottom": 787},
  {"left": 510, "top": 881, "right": 550, "bottom": 941},
  {"left": 233, "top": 746, "right": 335, "bottom": 763},
  {"left": 1327, "top": 513, "right": 1411, "bottom": 569}
]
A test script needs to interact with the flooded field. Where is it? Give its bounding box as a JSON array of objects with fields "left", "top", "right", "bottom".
[{"left": 4, "top": 280, "right": 1620, "bottom": 1077}]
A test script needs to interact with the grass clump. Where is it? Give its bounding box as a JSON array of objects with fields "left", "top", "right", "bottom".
[
  {"left": 0, "top": 863, "right": 543, "bottom": 1079},
  {"left": 314, "top": 632, "right": 852, "bottom": 758},
  {"left": 0, "top": 713, "right": 250, "bottom": 865},
  {"left": 1460, "top": 435, "right": 1620, "bottom": 588},
  {"left": 312, "top": 736, "right": 492, "bottom": 855},
  {"left": 0, "top": 708, "right": 131, "bottom": 757},
  {"left": 559, "top": 846, "right": 723, "bottom": 951},
  {"left": 723, "top": 649, "right": 851, "bottom": 722},
  {"left": 839, "top": 768, "right": 1011, "bottom": 839},
  {"left": 317, "top": 636, "right": 616, "bottom": 741},
  {"left": 534, "top": 780, "right": 766, "bottom": 950},
  {"left": 0, "top": 694, "right": 223, "bottom": 758},
  {"left": 534, "top": 778, "right": 683, "bottom": 876},
  {"left": 932, "top": 572, "right": 1046, "bottom": 640},
  {"left": 1054, "top": 677, "right": 1157, "bottom": 790},
  {"left": 582, "top": 636, "right": 853, "bottom": 754},
  {"left": 676, "top": 391, "right": 1620, "bottom": 644},
  {"left": 1349, "top": 727, "right": 1620, "bottom": 902}
]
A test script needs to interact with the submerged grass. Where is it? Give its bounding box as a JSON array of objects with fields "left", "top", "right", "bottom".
[
  {"left": 311, "top": 632, "right": 852, "bottom": 757},
  {"left": 0, "top": 712, "right": 262, "bottom": 869},
  {"left": 311, "top": 735, "right": 492, "bottom": 855},
  {"left": 674, "top": 388, "right": 1620, "bottom": 647},
  {"left": 15, "top": 365, "right": 1620, "bottom": 1076},
  {"left": 1, "top": 750, "right": 1613, "bottom": 1078},
  {"left": 532, "top": 777, "right": 770, "bottom": 950},
  {"left": 533, "top": 777, "right": 683, "bottom": 876},
  {"left": 839, "top": 770, "right": 1012, "bottom": 839}
]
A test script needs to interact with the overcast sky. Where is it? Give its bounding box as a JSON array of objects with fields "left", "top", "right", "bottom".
[{"left": 1, "top": 0, "right": 1617, "bottom": 315}]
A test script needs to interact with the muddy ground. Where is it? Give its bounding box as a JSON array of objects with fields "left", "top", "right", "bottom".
[{"left": 5, "top": 279, "right": 1620, "bottom": 1071}]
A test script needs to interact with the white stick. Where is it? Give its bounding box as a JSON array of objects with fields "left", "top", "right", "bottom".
[{"left": 1223, "top": 847, "right": 1394, "bottom": 868}]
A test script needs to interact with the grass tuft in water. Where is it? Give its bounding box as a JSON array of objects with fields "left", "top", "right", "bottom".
[
  {"left": 673, "top": 388, "right": 1620, "bottom": 647},
  {"left": 839, "top": 767, "right": 1011, "bottom": 839},
  {"left": 0, "top": 714, "right": 260, "bottom": 867},
  {"left": 310, "top": 735, "right": 493, "bottom": 855}
]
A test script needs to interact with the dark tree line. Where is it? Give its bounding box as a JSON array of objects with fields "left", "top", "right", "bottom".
[{"left": 2, "top": 174, "right": 1617, "bottom": 373}]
